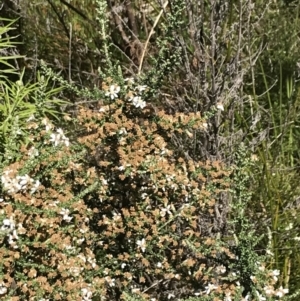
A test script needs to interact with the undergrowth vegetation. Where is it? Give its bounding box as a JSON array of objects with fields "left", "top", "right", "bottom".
[
  {"left": 0, "top": 73, "right": 289, "bottom": 300},
  {"left": 0, "top": 0, "right": 300, "bottom": 300}
]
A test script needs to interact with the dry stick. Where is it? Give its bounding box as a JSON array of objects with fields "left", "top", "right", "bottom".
[
  {"left": 69, "top": 22, "right": 72, "bottom": 83},
  {"left": 138, "top": 0, "right": 169, "bottom": 75}
]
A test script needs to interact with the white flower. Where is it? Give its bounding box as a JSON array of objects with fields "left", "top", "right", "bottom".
[
  {"left": 42, "top": 118, "right": 53, "bottom": 132},
  {"left": 105, "top": 85, "right": 120, "bottom": 100},
  {"left": 105, "top": 276, "right": 115, "bottom": 287},
  {"left": 285, "top": 223, "right": 293, "bottom": 230},
  {"left": 255, "top": 291, "right": 266, "bottom": 301},
  {"left": 113, "top": 212, "right": 121, "bottom": 221},
  {"left": 121, "top": 263, "right": 126, "bottom": 269},
  {"left": 76, "top": 238, "right": 85, "bottom": 245},
  {"left": 224, "top": 291, "right": 232, "bottom": 301},
  {"left": 160, "top": 205, "right": 172, "bottom": 217},
  {"left": 216, "top": 265, "right": 226, "bottom": 274},
  {"left": 141, "top": 193, "right": 148, "bottom": 199},
  {"left": 87, "top": 256, "right": 97, "bottom": 268},
  {"left": 49, "top": 128, "right": 70, "bottom": 147},
  {"left": 157, "top": 262, "right": 162, "bottom": 268},
  {"left": 57, "top": 128, "right": 70, "bottom": 147},
  {"left": 1, "top": 218, "right": 15, "bottom": 232},
  {"left": 0, "top": 282, "right": 7, "bottom": 295},
  {"left": 8, "top": 229, "right": 19, "bottom": 241},
  {"left": 250, "top": 154, "right": 259, "bottom": 161},
  {"left": 63, "top": 137, "right": 70, "bottom": 147},
  {"left": 216, "top": 102, "right": 224, "bottom": 111},
  {"left": 49, "top": 133, "right": 61, "bottom": 146},
  {"left": 250, "top": 275, "right": 257, "bottom": 282},
  {"left": 125, "top": 77, "right": 135, "bottom": 85},
  {"left": 119, "top": 127, "right": 127, "bottom": 135},
  {"left": 205, "top": 283, "right": 218, "bottom": 294},
  {"left": 135, "top": 85, "right": 147, "bottom": 93},
  {"left": 30, "top": 180, "right": 40, "bottom": 194},
  {"left": 17, "top": 174, "right": 33, "bottom": 190},
  {"left": 132, "top": 96, "right": 146, "bottom": 109},
  {"left": 59, "top": 208, "right": 73, "bottom": 222},
  {"left": 264, "top": 285, "right": 275, "bottom": 296},
  {"left": 270, "top": 269, "right": 280, "bottom": 282},
  {"left": 56, "top": 128, "right": 64, "bottom": 136},
  {"left": 81, "top": 287, "right": 93, "bottom": 301},
  {"left": 1, "top": 175, "right": 21, "bottom": 194},
  {"left": 202, "top": 122, "right": 208, "bottom": 129},
  {"left": 27, "top": 115, "right": 35, "bottom": 122},
  {"left": 275, "top": 286, "right": 289, "bottom": 298},
  {"left": 136, "top": 238, "right": 146, "bottom": 252},
  {"left": 28, "top": 146, "right": 39, "bottom": 158}
]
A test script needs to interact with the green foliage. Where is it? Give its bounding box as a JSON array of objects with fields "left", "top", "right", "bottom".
[
  {"left": 0, "top": 69, "right": 285, "bottom": 301},
  {"left": 141, "top": 1, "right": 185, "bottom": 100},
  {"left": 0, "top": 20, "right": 72, "bottom": 161},
  {"left": 2, "top": 0, "right": 300, "bottom": 299},
  {"left": 0, "top": 18, "right": 22, "bottom": 80}
]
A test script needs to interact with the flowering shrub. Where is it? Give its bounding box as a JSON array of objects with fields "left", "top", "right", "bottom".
[
  {"left": 0, "top": 71, "right": 291, "bottom": 301},
  {"left": 0, "top": 72, "right": 291, "bottom": 300},
  {"left": 0, "top": 115, "right": 104, "bottom": 300},
  {"left": 72, "top": 79, "right": 289, "bottom": 301}
]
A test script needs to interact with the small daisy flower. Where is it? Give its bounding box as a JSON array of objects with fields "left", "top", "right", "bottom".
[
  {"left": 275, "top": 286, "right": 289, "bottom": 298},
  {"left": 136, "top": 238, "right": 146, "bottom": 252},
  {"left": 132, "top": 96, "right": 146, "bottom": 109},
  {"left": 105, "top": 85, "right": 120, "bottom": 100}
]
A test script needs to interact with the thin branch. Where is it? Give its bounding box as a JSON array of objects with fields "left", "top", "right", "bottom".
[{"left": 138, "top": 0, "right": 169, "bottom": 75}]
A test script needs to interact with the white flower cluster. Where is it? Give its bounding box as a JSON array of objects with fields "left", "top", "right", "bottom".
[
  {"left": 126, "top": 78, "right": 147, "bottom": 109},
  {"left": 77, "top": 252, "right": 97, "bottom": 269},
  {"left": 81, "top": 287, "right": 93, "bottom": 301},
  {"left": 0, "top": 217, "right": 21, "bottom": 249},
  {"left": 42, "top": 118, "right": 70, "bottom": 147},
  {"left": 59, "top": 208, "right": 73, "bottom": 222},
  {"left": 104, "top": 276, "right": 116, "bottom": 287},
  {"left": 103, "top": 78, "right": 147, "bottom": 109},
  {"left": 28, "top": 146, "right": 39, "bottom": 158},
  {"left": 1, "top": 170, "right": 40, "bottom": 195},
  {"left": 200, "top": 267, "right": 289, "bottom": 301},
  {"left": 49, "top": 128, "right": 70, "bottom": 147}
]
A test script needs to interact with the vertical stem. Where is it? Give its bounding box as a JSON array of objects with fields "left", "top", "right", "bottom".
[{"left": 68, "top": 22, "right": 72, "bottom": 84}]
